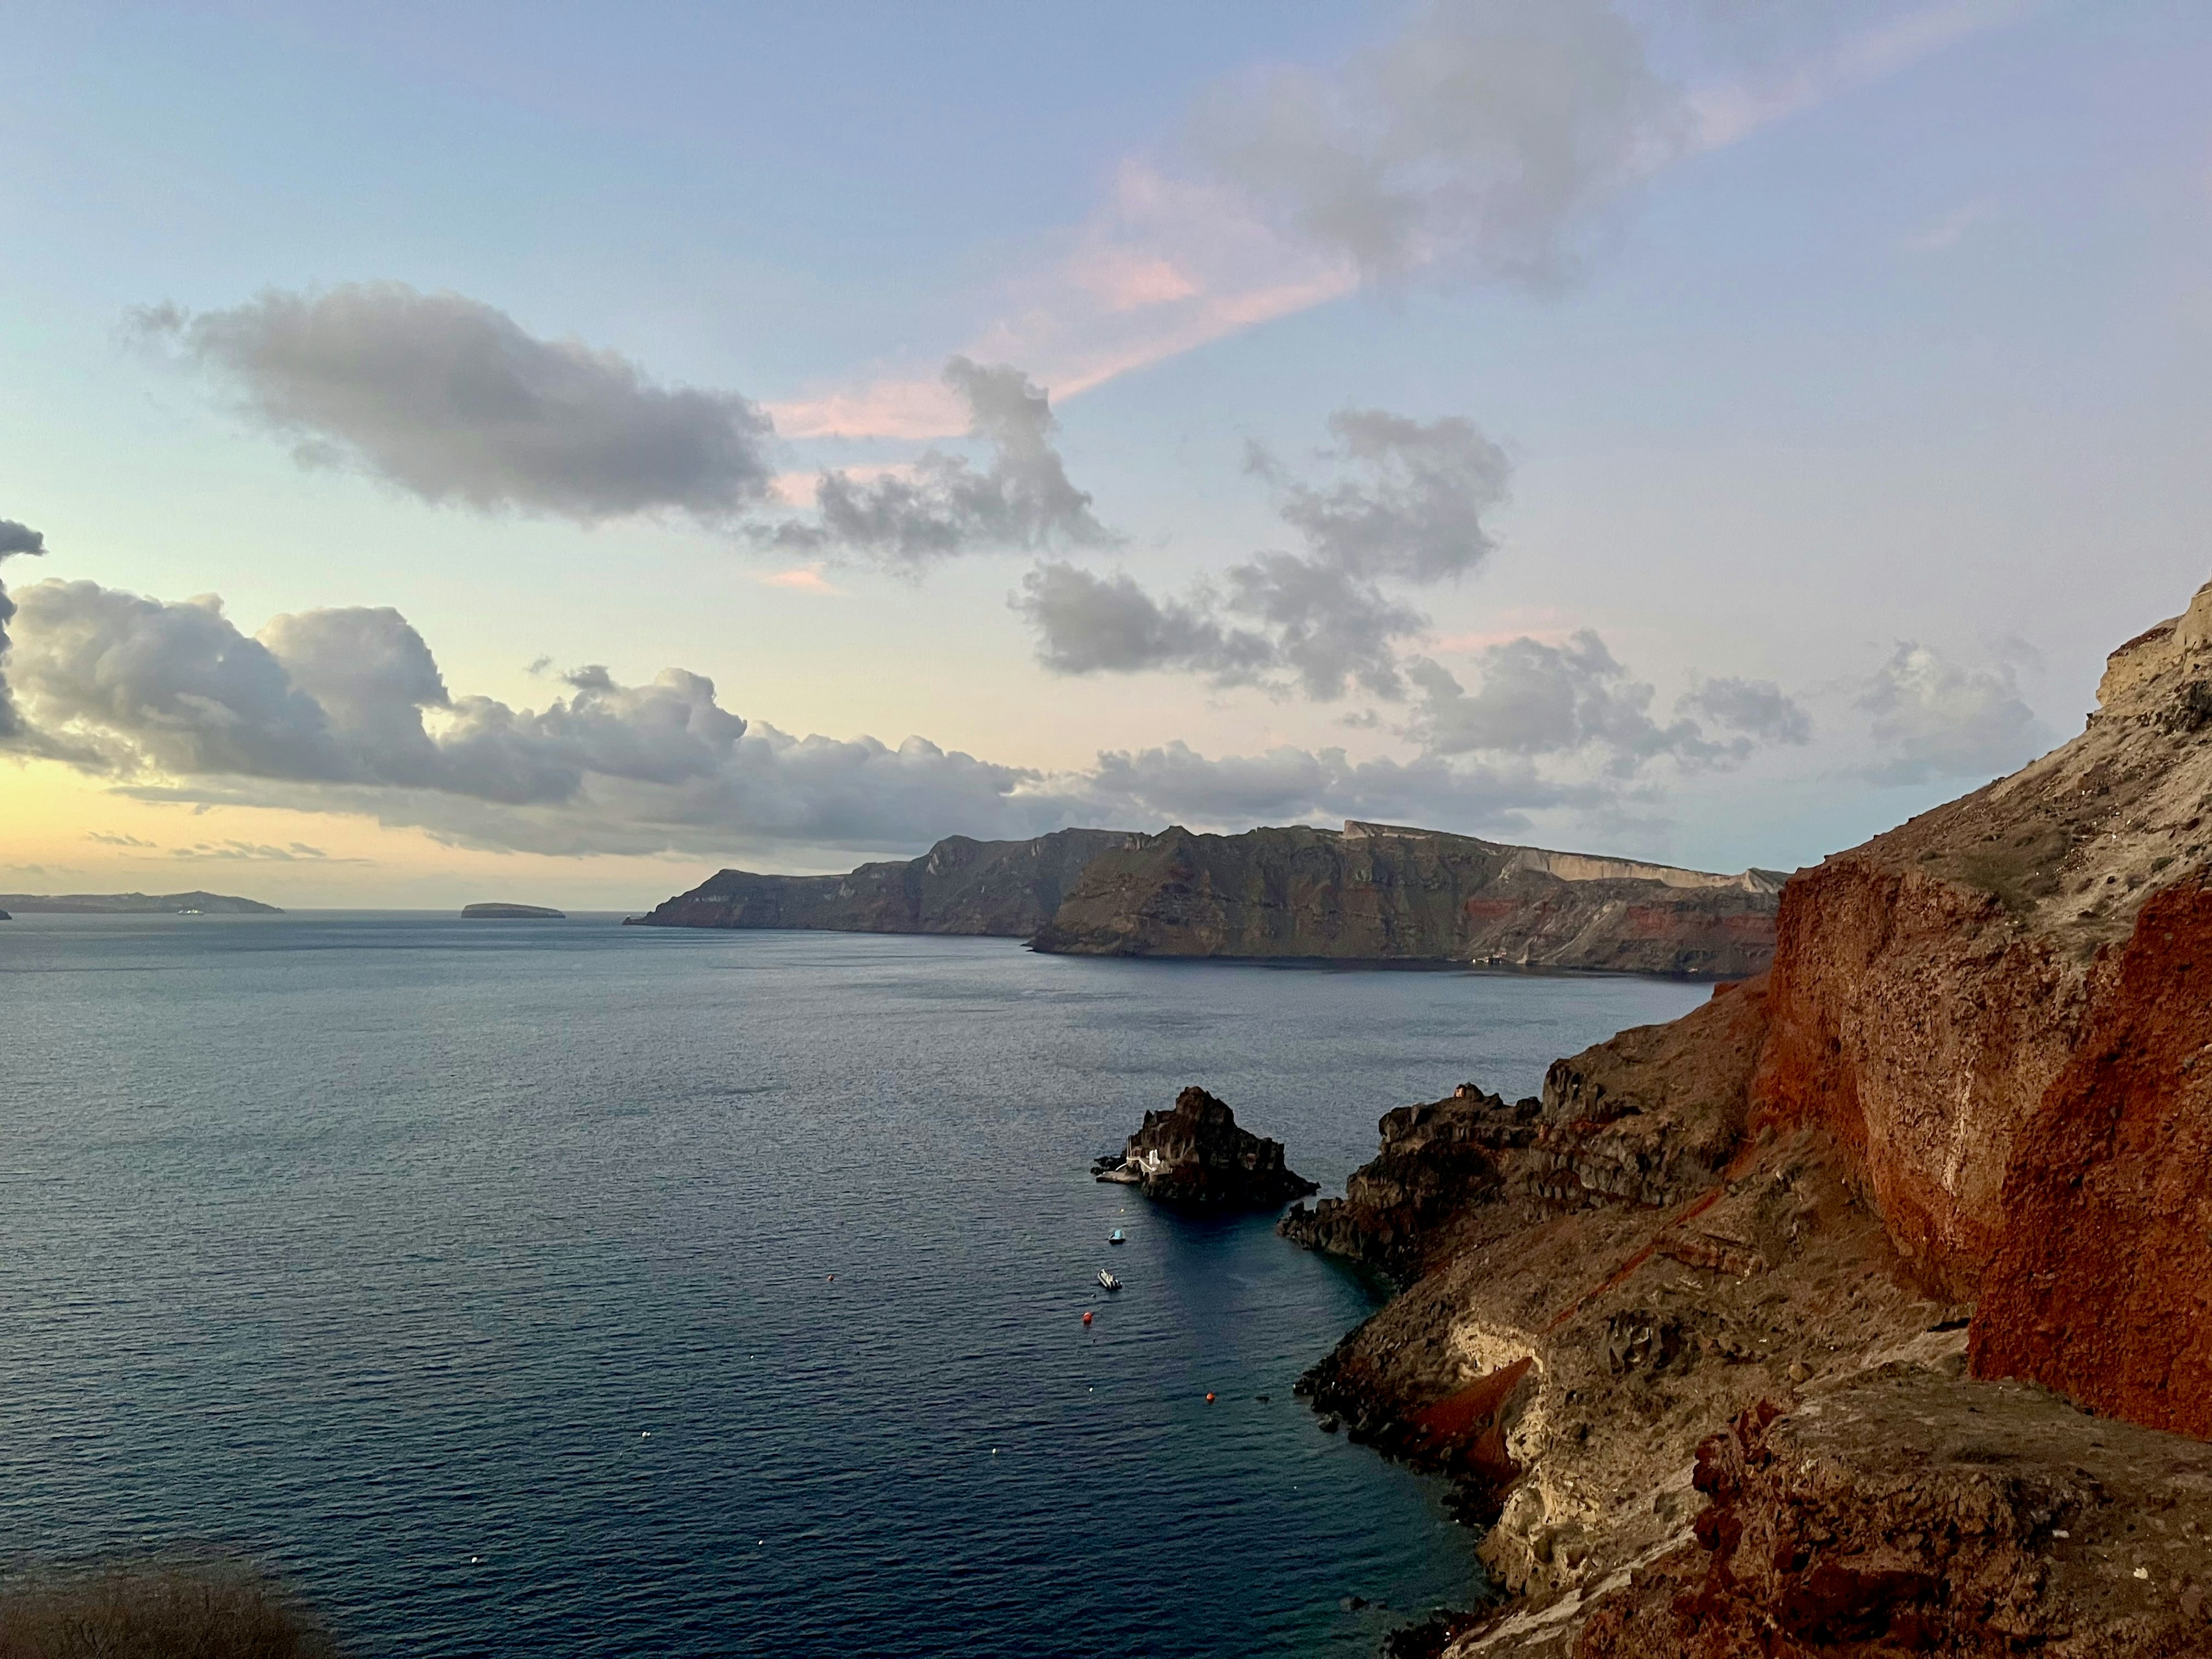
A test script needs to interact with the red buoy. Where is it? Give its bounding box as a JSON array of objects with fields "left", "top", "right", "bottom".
[
  {"left": 1082, "top": 1310, "right": 1093, "bottom": 1325},
  {"left": 1205, "top": 1392, "right": 1215, "bottom": 1403}
]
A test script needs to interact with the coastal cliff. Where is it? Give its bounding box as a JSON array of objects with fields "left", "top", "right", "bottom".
[
  {"left": 1293, "top": 581, "right": 2212, "bottom": 1656},
  {"left": 629, "top": 828, "right": 1140, "bottom": 936},
  {"left": 1031, "top": 823, "right": 1780, "bottom": 978}
]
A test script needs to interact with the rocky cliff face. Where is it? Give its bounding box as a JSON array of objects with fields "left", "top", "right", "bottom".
[
  {"left": 628, "top": 828, "right": 1140, "bottom": 936},
  {"left": 1289, "top": 581, "right": 2212, "bottom": 1656},
  {"left": 1094, "top": 1086, "right": 1317, "bottom": 1208},
  {"left": 1031, "top": 823, "right": 1779, "bottom": 977}
]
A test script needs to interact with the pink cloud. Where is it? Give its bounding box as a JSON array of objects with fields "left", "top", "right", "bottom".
[
  {"left": 757, "top": 566, "right": 842, "bottom": 595},
  {"left": 764, "top": 5, "right": 2024, "bottom": 442}
]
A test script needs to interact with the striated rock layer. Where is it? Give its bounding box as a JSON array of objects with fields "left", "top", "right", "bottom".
[
  {"left": 1095, "top": 1086, "right": 1317, "bottom": 1209},
  {"left": 628, "top": 828, "right": 1139, "bottom": 936},
  {"left": 1033, "top": 822, "right": 1780, "bottom": 978},
  {"left": 1284, "top": 579, "right": 2212, "bottom": 1656}
]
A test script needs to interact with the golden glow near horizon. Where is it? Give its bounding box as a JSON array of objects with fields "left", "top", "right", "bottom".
[{"left": 0, "top": 759, "right": 726, "bottom": 911}]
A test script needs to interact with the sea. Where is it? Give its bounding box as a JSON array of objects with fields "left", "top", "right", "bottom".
[{"left": 0, "top": 912, "right": 1706, "bottom": 1657}]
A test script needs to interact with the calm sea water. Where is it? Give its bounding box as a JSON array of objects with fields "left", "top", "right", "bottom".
[{"left": 0, "top": 914, "right": 1703, "bottom": 1657}]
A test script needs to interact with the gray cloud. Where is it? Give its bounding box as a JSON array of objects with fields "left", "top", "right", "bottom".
[
  {"left": 133, "top": 283, "right": 775, "bottom": 522},
  {"left": 769, "top": 358, "right": 1112, "bottom": 568},
  {"left": 1193, "top": 0, "right": 1680, "bottom": 283},
  {"left": 1019, "top": 407, "right": 1507, "bottom": 699},
  {"left": 10, "top": 576, "right": 1656, "bottom": 859},
  {"left": 1858, "top": 642, "right": 2046, "bottom": 786},
  {"left": 1407, "top": 632, "right": 1793, "bottom": 775},
  {"left": 0, "top": 517, "right": 44, "bottom": 739},
  {"left": 1017, "top": 563, "right": 1275, "bottom": 681},
  {"left": 1677, "top": 675, "right": 1812, "bottom": 745}
]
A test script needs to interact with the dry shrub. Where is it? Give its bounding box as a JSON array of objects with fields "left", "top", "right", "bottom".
[{"left": 0, "top": 1560, "right": 337, "bottom": 1659}]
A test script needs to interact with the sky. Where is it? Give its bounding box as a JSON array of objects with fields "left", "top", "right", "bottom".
[{"left": 2, "top": 0, "right": 2209, "bottom": 910}]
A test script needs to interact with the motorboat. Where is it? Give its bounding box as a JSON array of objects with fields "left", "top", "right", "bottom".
[
  {"left": 1108, "top": 1229, "right": 1126, "bottom": 1244},
  {"left": 1096, "top": 1270, "right": 1121, "bottom": 1292}
]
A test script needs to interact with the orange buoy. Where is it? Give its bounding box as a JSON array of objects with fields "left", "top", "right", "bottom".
[
  {"left": 1205, "top": 1392, "right": 1215, "bottom": 1403},
  {"left": 1082, "top": 1310, "right": 1093, "bottom": 1325}
]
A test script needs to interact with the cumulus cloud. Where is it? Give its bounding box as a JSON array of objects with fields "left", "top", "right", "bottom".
[
  {"left": 1406, "top": 633, "right": 1747, "bottom": 773},
  {"left": 133, "top": 283, "right": 775, "bottom": 522},
  {"left": 0, "top": 516, "right": 45, "bottom": 739},
  {"left": 6, "top": 577, "right": 1070, "bottom": 857},
  {"left": 1858, "top": 641, "right": 2046, "bottom": 786},
  {"left": 1192, "top": 0, "right": 1680, "bottom": 285},
  {"left": 1018, "top": 407, "right": 1508, "bottom": 698},
  {"left": 7, "top": 575, "right": 1668, "bottom": 858},
  {"left": 766, "top": 358, "right": 1112, "bottom": 568},
  {"left": 1677, "top": 674, "right": 1813, "bottom": 745}
]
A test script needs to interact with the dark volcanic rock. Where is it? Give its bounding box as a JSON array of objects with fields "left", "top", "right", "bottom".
[
  {"left": 1279, "top": 1085, "right": 1541, "bottom": 1282},
  {"left": 1031, "top": 821, "right": 1779, "bottom": 978},
  {"left": 630, "top": 828, "right": 1140, "bottom": 937},
  {"left": 1094, "top": 1086, "right": 1317, "bottom": 1209},
  {"left": 462, "top": 902, "right": 565, "bottom": 919}
]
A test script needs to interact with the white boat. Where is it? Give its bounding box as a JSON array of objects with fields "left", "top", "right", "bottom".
[{"left": 1096, "top": 1270, "right": 1121, "bottom": 1291}]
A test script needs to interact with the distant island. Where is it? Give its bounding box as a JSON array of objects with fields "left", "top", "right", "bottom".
[
  {"left": 461, "top": 902, "right": 566, "bottom": 920},
  {"left": 631, "top": 821, "right": 1783, "bottom": 979},
  {"left": 0, "top": 891, "right": 281, "bottom": 914}
]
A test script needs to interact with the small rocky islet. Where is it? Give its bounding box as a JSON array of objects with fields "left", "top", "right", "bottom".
[{"left": 1093, "top": 1086, "right": 1316, "bottom": 1209}]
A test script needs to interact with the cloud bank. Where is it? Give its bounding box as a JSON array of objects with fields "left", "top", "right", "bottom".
[
  {"left": 1018, "top": 407, "right": 1510, "bottom": 698},
  {"left": 134, "top": 283, "right": 777, "bottom": 523},
  {"left": 2, "top": 575, "right": 1804, "bottom": 861}
]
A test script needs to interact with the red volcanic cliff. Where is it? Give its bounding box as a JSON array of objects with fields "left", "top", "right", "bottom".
[
  {"left": 1287, "top": 580, "right": 2212, "bottom": 1656},
  {"left": 1970, "top": 877, "right": 2212, "bottom": 1437}
]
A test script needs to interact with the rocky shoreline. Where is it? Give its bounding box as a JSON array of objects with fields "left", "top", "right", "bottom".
[{"left": 1279, "top": 579, "right": 2212, "bottom": 1655}]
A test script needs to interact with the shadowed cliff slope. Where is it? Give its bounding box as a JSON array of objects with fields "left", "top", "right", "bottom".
[
  {"left": 1285, "top": 581, "right": 2212, "bottom": 1656},
  {"left": 628, "top": 828, "right": 1141, "bottom": 936},
  {"left": 1031, "top": 822, "right": 1781, "bottom": 978}
]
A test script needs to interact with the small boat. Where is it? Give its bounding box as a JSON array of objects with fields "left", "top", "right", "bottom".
[
  {"left": 1096, "top": 1270, "right": 1121, "bottom": 1292},
  {"left": 1108, "top": 1229, "right": 1126, "bottom": 1244}
]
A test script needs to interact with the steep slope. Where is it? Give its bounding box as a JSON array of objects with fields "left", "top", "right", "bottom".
[
  {"left": 1282, "top": 580, "right": 2212, "bottom": 1657},
  {"left": 1031, "top": 821, "right": 1781, "bottom": 977},
  {"left": 628, "top": 828, "right": 1140, "bottom": 936}
]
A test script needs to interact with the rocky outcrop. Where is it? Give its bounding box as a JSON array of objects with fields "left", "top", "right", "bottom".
[
  {"left": 0, "top": 891, "right": 282, "bottom": 914},
  {"left": 1031, "top": 823, "right": 1779, "bottom": 977},
  {"left": 1285, "top": 579, "right": 2212, "bottom": 1657},
  {"left": 1094, "top": 1086, "right": 1318, "bottom": 1209},
  {"left": 1579, "top": 1363, "right": 2212, "bottom": 1657},
  {"left": 629, "top": 828, "right": 1140, "bottom": 936},
  {"left": 461, "top": 902, "right": 565, "bottom": 919},
  {"left": 1281, "top": 1085, "right": 1541, "bottom": 1281}
]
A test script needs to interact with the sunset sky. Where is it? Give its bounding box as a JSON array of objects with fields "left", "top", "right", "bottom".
[{"left": 3, "top": 0, "right": 2209, "bottom": 908}]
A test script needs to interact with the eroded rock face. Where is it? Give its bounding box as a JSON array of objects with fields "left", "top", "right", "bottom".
[
  {"left": 1279, "top": 1085, "right": 1540, "bottom": 1282},
  {"left": 1287, "top": 581, "right": 2212, "bottom": 1658},
  {"left": 1094, "top": 1086, "right": 1317, "bottom": 1209},
  {"left": 629, "top": 828, "right": 1140, "bottom": 936},
  {"left": 1031, "top": 822, "right": 1779, "bottom": 977},
  {"left": 1751, "top": 578, "right": 2212, "bottom": 1303},
  {"left": 1576, "top": 1364, "right": 2212, "bottom": 1658},
  {"left": 1970, "top": 877, "right": 2212, "bottom": 1436}
]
